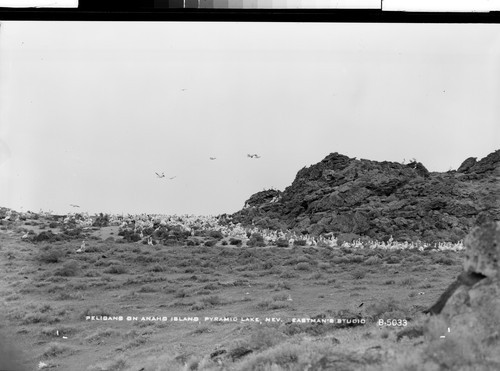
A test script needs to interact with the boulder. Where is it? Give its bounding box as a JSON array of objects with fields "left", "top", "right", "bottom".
[
  {"left": 467, "top": 149, "right": 500, "bottom": 175},
  {"left": 424, "top": 222, "right": 499, "bottom": 316},
  {"left": 457, "top": 157, "right": 477, "bottom": 173},
  {"left": 244, "top": 189, "right": 282, "bottom": 208},
  {"left": 463, "top": 221, "right": 500, "bottom": 278},
  {"left": 422, "top": 222, "right": 500, "bottom": 367}
]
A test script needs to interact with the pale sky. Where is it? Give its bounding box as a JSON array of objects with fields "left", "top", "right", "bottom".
[{"left": 0, "top": 22, "right": 499, "bottom": 216}]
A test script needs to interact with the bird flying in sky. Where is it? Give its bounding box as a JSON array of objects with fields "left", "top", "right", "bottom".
[
  {"left": 247, "top": 154, "right": 261, "bottom": 159},
  {"left": 155, "top": 172, "right": 165, "bottom": 178},
  {"left": 209, "top": 157, "right": 216, "bottom": 160},
  {"left": 69, "top": 204, "right": 80, "bottom": 208},
  {"left": 168, "top": 176, "right": 177, "bottom": 180}
]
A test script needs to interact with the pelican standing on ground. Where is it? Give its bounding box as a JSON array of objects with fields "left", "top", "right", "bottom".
[{"left": 76, "top": 240, "right": 86, "bottom": 253}]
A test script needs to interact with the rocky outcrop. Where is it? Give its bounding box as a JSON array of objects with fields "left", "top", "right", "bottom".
[
  {"left": 436, "top": 222, "right": 500, "bottom": 316},
  {"left": 422, "top": 222, "right": 500, "bottom": 368},
  {"left": 423, "top": 271, "right": 486, "bottom": 315},
  {"left": 460, "top": 150, "right": 500, "bottom": 175},
  {"left": 423, "top": 220, "right": 499, "bottom": 315},
  {"left": 463, "top": 220, "right": 500, "bottom": 278},
  {"left": 423, "top": 221, "right": 498, "bottom": 315},
  {"left": 244, "top": 189, "right": 282, "bottom": 208},
  {"left": 457, "top": 157, "right": 477, "bottom": 173},
  {"left": 231, "top": 150, "right": 500, "bottom": 243}
]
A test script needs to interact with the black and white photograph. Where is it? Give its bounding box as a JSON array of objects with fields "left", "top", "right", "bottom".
[{"left": 0, "top": 15, "right": 499, "bottom": 371}]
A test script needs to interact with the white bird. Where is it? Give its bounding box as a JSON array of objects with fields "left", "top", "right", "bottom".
[
  {"left": 76, "top": 240, "right": 86, "bottom": 253},
  {"left": 287, "top": 294, "right": 293, "bottom": 301},
  {"left": 147, "top": 236, "right": 153, "bottom": 245},
  {"left": 22, "top": 232, "right": 29, "bottom": 239}
]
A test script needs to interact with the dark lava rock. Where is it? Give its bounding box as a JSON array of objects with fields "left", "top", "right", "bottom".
[
  {"left": 231, "top": 150, "right": 500, "bottom": 243},
  {"left": 466, "top": 150, "right": 500, "bottom": 175},
  {"left": 406, "top": 160, "right": 430, "bottom": 178},
  {"left": 244, "top": 189, "right": 282, "bottom": 208},
  {"left": 210, "top": 349, "right": 227, "bottom": 359},
  {"left": 457, "top": 157, "right": 477, "bottom": 173},
  {"left": 423, "top": 222, "right": 498, "bottom": 316},
  {"left": 229, "top": 346, "right": 253, "bottom": 361},
  {"left": 396, "top": 326, "right": 424, "bottom": 342},
  {"left": 420, "top": 222, "right": 500, "bottom": 370},
  {"left": 463, "top": 220, "right": 500, "bottom": 278}
]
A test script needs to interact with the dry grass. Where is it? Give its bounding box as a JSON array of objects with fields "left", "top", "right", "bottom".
[{"left": 0, "top": 215, "right": 478, "bottom": 371}]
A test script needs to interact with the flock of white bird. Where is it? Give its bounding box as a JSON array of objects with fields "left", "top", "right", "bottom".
[
  {"left": 5, "top": 208, "right": 465, "bottom": 252},
  {"left": 64, "top": 212, "right": 464, "bottom": 252}
]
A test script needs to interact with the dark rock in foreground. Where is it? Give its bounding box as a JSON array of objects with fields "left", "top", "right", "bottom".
[
  {"left": 231, "top": 150, "right": 500, "bottom": 243},
  {"left": 421, "top": 221, "right": 500, "bottom": 370},
  {"left": 423, "top": 221, "right": 499, "bottom": 315}
]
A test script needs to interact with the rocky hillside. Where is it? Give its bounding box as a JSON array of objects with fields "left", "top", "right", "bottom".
[{"left": 230, "top": 150, "right": 500, "bottom": 243}]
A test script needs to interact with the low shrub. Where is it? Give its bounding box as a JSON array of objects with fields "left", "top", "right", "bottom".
[
  {"left": 208, "top": 230, "right": 224, "bottom": 240},
  {"left": 229, "top": 238, "right": 242, "bottom": 246},
  {"left": 248, "top": 233, "right": 266, "bottom": 247},
  {"left": 293, "top": 239, "right": 307, "bottom": 247},
  {"left": 42, "top": 342, "right": 74, "bottom": 358},
  {"left": 364, "top": 256, "right": 382, "bottom": 265},
  {"left": 38, "top": 247, "right": 64, "bottom": 264},
  {"left": 104, "top": 265, "right": 127, "bottom": 274},
  {"left": 295, "top": 262, "right": 311, "bottom": 271},
  {"left": 204, "top": 239, "right": 217, "bottom": 247},
  {"left": 275, "top": 238, "right": 289, "bottom": 247},
  {"left": 351, "top": 269, "right": 367, "bottom": 279},
  {"left": 92, "top": 213, "right": 110, "bottom": 227},
  {"left": 54, "top": 260, "right": 80, "bottom": 277}
]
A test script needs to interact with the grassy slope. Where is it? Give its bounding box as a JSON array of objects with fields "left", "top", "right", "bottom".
[{"left": 0, "top": 219, "right": 465, "bottom": 371}]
